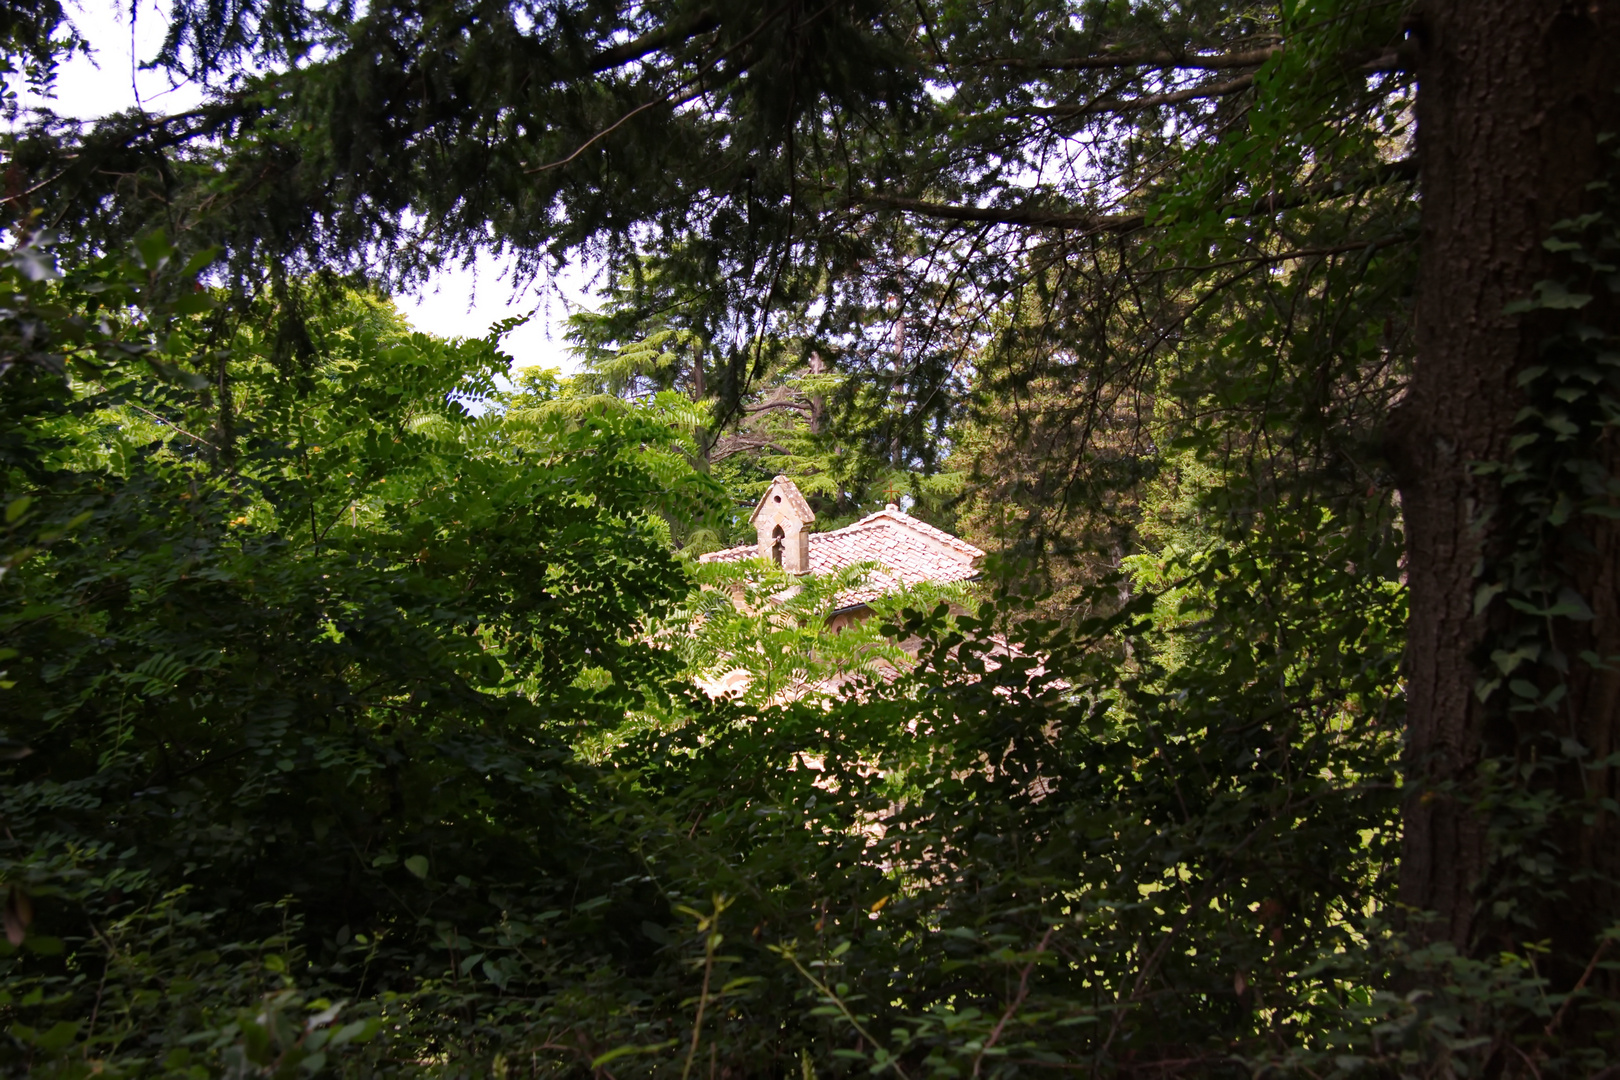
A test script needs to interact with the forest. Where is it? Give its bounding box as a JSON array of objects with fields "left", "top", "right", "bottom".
[{"left": 1, "top": 0, "right": 1618, "bottom": 1075}]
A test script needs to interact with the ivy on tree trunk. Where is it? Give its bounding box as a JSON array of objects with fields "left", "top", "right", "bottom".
[{"left": 1398, "top": 0, "right": 1620, "bottom": 1006}]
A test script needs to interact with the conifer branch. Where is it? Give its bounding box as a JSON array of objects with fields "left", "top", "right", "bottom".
[
  {"left": 851, "top": 194, "right": 1143, "bottom": 232},
  {"left": 1032, "top": 72, "right": 1256, "bottom": 117},
  {"left": 977, "top": 42, "right": 1405, "bottom": 74},
  {"left": 525, "top": 84, "right": 709, "bottom": 173},
  {"left": 981, "top": 45, "right": 1281, "bottom": 71},
  {"left": 529, "top": 2, "right": 795, "bottom": 174},
  {"left": 585, "top": 10, "right": 721, "bottom": 72},
  {"left": 854, "top": 157, "right": 1417, "bottom": 232}
]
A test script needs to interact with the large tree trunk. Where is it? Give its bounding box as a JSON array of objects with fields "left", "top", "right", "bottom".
[{"left": 1398, "top": 0, "right": 1620, "bottom": 998}]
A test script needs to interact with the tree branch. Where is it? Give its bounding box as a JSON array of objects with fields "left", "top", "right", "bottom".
[
  {"left": 526, "top": 84, "right": 708, "bottom": 173},
  {"left": 742, "top": 399, "right": 812, "bottom": 416},
  {"left": 585, "top": 10, "right": 721, "bottom": 72},
  {"left": 709, "top": 433, "right": 790, "bottom": 461},
  {"left": 851, "top": 194, "right": 1145, "bottom": 232},
  {"left": 1032, "top": 72, "right": 1255, "bottom": 117},
  {"left": 977, "top": 42, "right": 1407, "bottom": 80},
  {"left": 853, "top": 156, "right": 1417, "bottom": 233},
  {"left": 532, "top": 4, "right": 787, "bottom": 174},
  {"left": 980, "top": 45, "right": 1280, "bottom": 72}
]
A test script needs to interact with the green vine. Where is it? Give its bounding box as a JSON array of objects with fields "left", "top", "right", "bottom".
[{"left": 1464, "top": 130, "right": 1620, "bottom": 1059}]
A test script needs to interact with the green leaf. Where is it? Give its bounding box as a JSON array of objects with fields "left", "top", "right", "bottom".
[
  {"left": 1505, "top": 279, "right": 1593, "bottom": 313},
  {"left": 328, "top": 1019, "right": 377, "bottom": 1046},
  {"left": 31, "top": 1020, "right": 79, "bottom": 1053},
  {"left": 590, "top": 1040, "right": 679, "bottom": 1069},
  {"left": 1473, "top": 582, "right": 1505, "bottom": 615}
]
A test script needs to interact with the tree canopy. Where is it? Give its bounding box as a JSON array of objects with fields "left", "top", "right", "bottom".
[{"left": 3, "top": 0, "right": 1619, "bottom": 1075}]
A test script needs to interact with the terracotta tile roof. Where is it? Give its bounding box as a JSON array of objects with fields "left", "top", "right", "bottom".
[{"left": 700, "top": 505, "right": 984, "bottom": 609}]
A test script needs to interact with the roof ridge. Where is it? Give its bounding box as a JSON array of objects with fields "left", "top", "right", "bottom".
[{"left": 830, "top": 507, "right": 986, "bottom": 558}]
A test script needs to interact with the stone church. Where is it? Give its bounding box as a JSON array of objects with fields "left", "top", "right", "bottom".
[{"left": 699, "top": 475, "right": 985, "bottom": 632}]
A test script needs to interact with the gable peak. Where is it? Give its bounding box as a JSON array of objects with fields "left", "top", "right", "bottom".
[{"left": 749, "top": 475, "right": 816, "bottom": 526}]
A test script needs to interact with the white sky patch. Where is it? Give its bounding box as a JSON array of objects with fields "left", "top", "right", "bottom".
[
  {"left": 7, "top": 0, "right": 204, "bottom": 117},
  {"left": 402, "top": 251, "right": 595, "bottom": 375},
  {"left": 5, "top": 0, "right": 600, "bottom": 375}
]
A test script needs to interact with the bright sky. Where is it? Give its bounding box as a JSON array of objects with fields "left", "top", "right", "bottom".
[{"left": 6, "top": 0, "right": 593, "bottom": 374}]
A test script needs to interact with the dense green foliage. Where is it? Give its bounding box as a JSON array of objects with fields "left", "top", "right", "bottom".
[
  {"left": 0, "top": 238, "right": 1411, "bottom": 1076},
  {"left": 0, "top": 228, "right": 1463, "bottom": 1076},
  {"left": 0, "top": 235, "right": 712, "bottom": 1074}
]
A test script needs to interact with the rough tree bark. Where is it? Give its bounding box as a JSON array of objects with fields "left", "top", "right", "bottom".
[{"left": 1397, "top": 0, "right": 1620, "bottom": 992}]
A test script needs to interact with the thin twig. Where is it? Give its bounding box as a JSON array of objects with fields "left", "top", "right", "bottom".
[
  {"left": 1509, "top": 1043, "right": 1545, "bottom": 1080},
  {"left": 118, "top": 399, "right": 219, "bottom": 449},
  {"left": 781, "top": 949, "right": 913, "bottom": 1080},
  {"left": 530, "top": 0, "right": 801, "bottom": 175},
  {"left": 680, "top": 898, "right": 727, "bottom": 1080},
  {"left": 1543, "top": 936, "right": 1610, "bottom": 1037},
  {"left": 972, "top": 926, "right": 1056, "bottom": 1078},
  {"left": 527, "top": 85, "right": 708, "bottom": 174},
  {"left": 82, "top": 928, "right": 115, "bottom": 1056}
]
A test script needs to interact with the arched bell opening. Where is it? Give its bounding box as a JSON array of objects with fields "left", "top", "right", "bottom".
[{"left": 752, "top": 475, "right": 815, "bottom": 573}]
